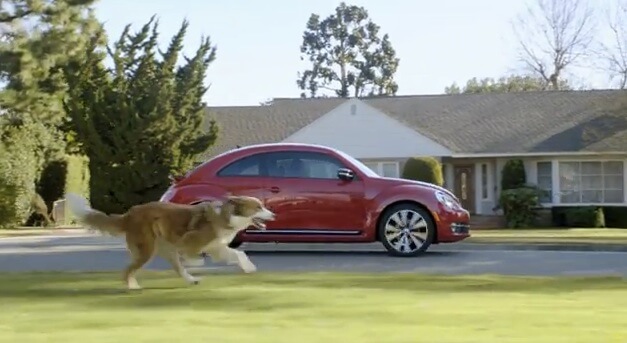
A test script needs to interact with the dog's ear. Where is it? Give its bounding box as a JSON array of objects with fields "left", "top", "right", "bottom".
[{"left": 220, "top": 198, "right": 235, "bottom": 219}]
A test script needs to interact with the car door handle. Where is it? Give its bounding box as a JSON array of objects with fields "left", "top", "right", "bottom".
[{"left": 269, "top": 186, "right": 280, "bottom": 193}]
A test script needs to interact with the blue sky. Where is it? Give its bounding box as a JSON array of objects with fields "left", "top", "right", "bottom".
[{"left": 95, "top": 0, "right": 612, "bottom": 106}]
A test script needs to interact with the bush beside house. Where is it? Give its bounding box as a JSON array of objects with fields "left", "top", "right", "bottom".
[
  {"left": 551, "top": 206, "right": 627, "bottom": 228},
  {"left": 0, "top": 126, "right": 39, "bottom": 229},
  {"left": 497, "top": 159, "right": 543, "bottom": 228},
  {"left": 501, "top": 159, "right": 526, "bottom": 190},
  {"left": 401, "top": 157, "right": 444, "bottom": 186}
]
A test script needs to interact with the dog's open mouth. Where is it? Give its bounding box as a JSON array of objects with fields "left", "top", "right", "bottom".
[{"left": 252, "top": 218, "right": 267, "bottom": 229}]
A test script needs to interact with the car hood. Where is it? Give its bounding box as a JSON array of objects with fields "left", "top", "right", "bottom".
[{"left": 377, "top": 177, "right": 458, "bottom": 199}]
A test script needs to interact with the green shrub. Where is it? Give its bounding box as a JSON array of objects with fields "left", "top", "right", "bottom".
[
  {"left": 602, "top": 207, "right": 627, "bottom": 228},
  {"left": 498, "top": 186, "right": 542, "bottom": 228},
  {"left": 0, "top": 126, "right": 39, "bottom": 229},
  {"left": 552, "top": 206, "right": 620, "bottom": 228},
  {"left": 401, "top": 157, "right": 444, "bottom": 186},
  {"left": 36, "top": 154, "right": 90, "bottom": 225},
  {"left": 554, "top": 206, "right": 606, "bottom": 228},
  {"left": 501, "top": 159, "right": 526, "bottom": 191}
]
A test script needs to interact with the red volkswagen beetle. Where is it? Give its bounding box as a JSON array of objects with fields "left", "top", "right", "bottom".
[{"left": 160, "top": 143, "right": 471, "bottom": 257}]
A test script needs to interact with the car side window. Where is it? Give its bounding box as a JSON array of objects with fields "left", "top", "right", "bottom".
[
  {"left": 217, "top": 154, "right": 265, "bottom": 177},
  {"left": 265, "top": 151, "right": 346, "bottom": 179}
]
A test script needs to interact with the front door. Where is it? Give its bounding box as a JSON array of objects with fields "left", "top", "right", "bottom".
[{"left": 453, "top": 165, "right": 475, "bottom": 213}]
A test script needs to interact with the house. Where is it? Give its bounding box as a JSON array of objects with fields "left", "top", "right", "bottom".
[{"left": 202, "top": 89, "right": 627, "bottom": 217}]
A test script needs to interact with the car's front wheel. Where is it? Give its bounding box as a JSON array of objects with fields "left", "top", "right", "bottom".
[{"left": 377, "top": 203, "right": 435, "bottom": 257}]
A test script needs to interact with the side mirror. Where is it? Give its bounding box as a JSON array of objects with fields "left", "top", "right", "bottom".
[{"left": 337, "top": 168, "right": 355, "bottom": 181}]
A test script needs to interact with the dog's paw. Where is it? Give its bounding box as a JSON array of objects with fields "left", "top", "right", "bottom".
[
  {"left": 241, "top": 263, "right": 257, "bottom": 274},
  {"left": 187, "top": 276, "right": 201, "bottom": 285},
  {"left": 127, "top": 279, "right": 142, "bottom": 290}
]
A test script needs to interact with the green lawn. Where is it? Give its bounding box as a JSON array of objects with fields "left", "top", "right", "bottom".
[
  {"left": 1, "top": 272, "right": 627, "bottom": 343},
  {"left": 468, "top": 228, "right": 627, "bottom": 245}
]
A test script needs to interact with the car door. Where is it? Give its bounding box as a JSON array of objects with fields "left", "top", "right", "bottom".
[{"left": 262, "top": 151, "right": 367, "bottom": 235}]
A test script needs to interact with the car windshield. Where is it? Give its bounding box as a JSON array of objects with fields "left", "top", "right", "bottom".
[{"left": 335, "top": 150, "right": 380, "bottom": 178}]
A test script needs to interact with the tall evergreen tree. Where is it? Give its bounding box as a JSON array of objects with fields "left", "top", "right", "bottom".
[{"left": 64, "top": 17, "right": 219, "bottom": 214}]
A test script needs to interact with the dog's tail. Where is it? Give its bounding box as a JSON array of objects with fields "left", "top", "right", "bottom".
[{"left": 65, "top": 193, "right": 126, "bottom": 236}]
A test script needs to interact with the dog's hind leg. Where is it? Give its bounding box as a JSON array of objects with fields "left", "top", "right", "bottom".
[
  {"left": 156, "top": 240, "right": 200, "bottom": 285},
  {"left": 123, "top": 239, "right": 155, "bottom": 290}
]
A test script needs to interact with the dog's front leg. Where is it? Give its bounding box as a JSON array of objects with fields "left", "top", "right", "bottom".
[
  {"left": 234, "top": 249, "right": 257, "bottom": 273},
  {"left": 206, "top": 246, "right": 257, "bottom": 273}
]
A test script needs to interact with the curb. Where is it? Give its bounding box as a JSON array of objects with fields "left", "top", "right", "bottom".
[
  {"left": 0, "top": 229, "right": 90, "bottom": 239},
  {"left": 457, "top": 242, "right": 627, "bottom": 252},
  {"left": 240, "top": 242, "right": 627, "bottom": 253},
  {"left": 2, "top": 232, "right": 626, "bottom": 253}
]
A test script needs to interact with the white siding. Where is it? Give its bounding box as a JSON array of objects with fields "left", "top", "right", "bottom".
[{"left": 282, "top": 99, "right": 452, "bottom": 159}]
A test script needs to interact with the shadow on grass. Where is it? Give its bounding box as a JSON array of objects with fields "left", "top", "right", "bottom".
[
  {"left": 0, "top": 271, "right": 311, "bottom": 311},
  {"left": 1, "top": 271, "right": 626, "bottom": 311}
]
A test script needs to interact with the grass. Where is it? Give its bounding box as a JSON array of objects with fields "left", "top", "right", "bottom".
[
  {"left": 468, "top": 228, "right": 627, "bottom": 245},
  {"left": 1, "top": 271, "right": 627, "bottom": 343}
]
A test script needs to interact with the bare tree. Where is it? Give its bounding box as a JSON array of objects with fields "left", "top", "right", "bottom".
[
  {"left": 597, "top": 0, "right": 627, "bottom": 89},
  {"left": 512, "top": 0, "right": 596, "bottom": 90}
]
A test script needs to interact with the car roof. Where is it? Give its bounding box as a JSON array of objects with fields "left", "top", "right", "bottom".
[{"left": 212, "top": 143, "right": 341, "bottom": 159}]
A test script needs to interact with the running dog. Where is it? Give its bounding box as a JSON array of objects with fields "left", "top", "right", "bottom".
[{"left": 65, "top": 193, "right": 275, "bottom": 290}]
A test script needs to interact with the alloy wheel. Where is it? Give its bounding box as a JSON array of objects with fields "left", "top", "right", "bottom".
[{"left": 383, "top": 209, "right": 429, "bottom": 254}]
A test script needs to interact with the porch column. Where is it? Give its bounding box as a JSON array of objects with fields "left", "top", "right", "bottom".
[{"left": 551, "top": 160, "right": 560, "bottom": 204}]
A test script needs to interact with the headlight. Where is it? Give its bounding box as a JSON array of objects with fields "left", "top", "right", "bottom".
[{"left": 435, "top": 191, "right": 460, "bottom": 210}]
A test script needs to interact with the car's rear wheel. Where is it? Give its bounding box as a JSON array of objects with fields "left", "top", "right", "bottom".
[{"left": 377, "top": 203, "right": 435, "bottom": 257}]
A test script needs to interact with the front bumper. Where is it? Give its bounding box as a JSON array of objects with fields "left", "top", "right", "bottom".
[{"left": 434, "top": 208, "right": 471, "bottom": 243}]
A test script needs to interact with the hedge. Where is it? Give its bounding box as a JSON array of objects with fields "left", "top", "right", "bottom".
[{"left": 0, "top": 126, "right": 39, "bottom": 229}]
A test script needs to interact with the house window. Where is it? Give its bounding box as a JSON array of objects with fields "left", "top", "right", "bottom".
[
  {"left": 536, "top": 162, "right": 553, "bottom": 203},
  {"left": 381, "top": 162, "right": 399, "bottom": 178},
  {"left": 362, "top": 161, "right": 400, "bottom": 178},
  {"left": 558, "top": 161, "right": 624, "bottom": 204}
]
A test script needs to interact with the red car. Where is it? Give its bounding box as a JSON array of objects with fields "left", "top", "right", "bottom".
[{"left": 160, "top": 143, "right": 471, "bottom": 256}]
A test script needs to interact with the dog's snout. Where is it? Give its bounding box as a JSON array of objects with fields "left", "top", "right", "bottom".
[{"left": 262, "top": 208, "right": 276, "bottom": 220}]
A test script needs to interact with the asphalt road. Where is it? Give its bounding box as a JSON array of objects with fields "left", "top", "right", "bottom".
[{"left": 1, "top": 234, "right": 627, "bottom": 276}]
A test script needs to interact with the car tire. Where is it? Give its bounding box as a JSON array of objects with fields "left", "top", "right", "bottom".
[{"left": 377, "top": 203, "right": 435, "bottom": 257}]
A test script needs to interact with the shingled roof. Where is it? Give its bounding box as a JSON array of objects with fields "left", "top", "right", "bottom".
[{"left": 201, "top": 89, "right": 627, "bottom": 159}]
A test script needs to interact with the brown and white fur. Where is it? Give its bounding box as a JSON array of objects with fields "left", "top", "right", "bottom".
[{"left": 64, "top": 193, "right": 275, "bottom": 290}]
